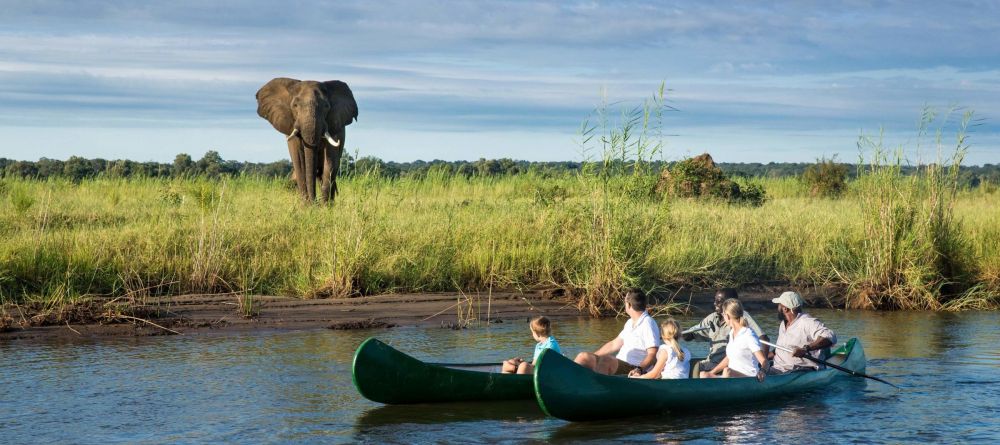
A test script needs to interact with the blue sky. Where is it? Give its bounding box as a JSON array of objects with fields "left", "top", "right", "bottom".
[{"left": 1, "top": 1, "right": 998, "bottom": 164}]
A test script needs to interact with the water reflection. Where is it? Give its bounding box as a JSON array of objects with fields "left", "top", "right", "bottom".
[{"left": 1, "top": 310, "right": 998, "bottom": 443}]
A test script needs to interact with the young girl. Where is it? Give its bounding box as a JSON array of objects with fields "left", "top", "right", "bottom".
[
  {"left": 701, "top": 298, "right": 769, "bottom": 381},
  {"left": 629, "top": 318, "right": 691, "bottom": 379},
  {"left": 502, "top": 316, "right": 561, "bottom": 374}
]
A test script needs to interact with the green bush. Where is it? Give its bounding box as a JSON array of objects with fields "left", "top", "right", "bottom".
[
  {"left": 803, "top": 157, "right": 849, "bottom": 198},
  {"left": 656, "top": 153, "right": 767, "bottom": 207},
  {"left": 733, "top": 181, "right": 768, "bottom": 207},
  {"left": 10, "top": 185, "right": 34, "bottom": 214}
]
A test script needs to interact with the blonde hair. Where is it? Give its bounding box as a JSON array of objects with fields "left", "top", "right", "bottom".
[
  {"left": 660, "top": 318, "right": 685, "bottom": 361},
  {"left": 722, "top": 298, "right": 746, "bottom": 328},
  {"left": 530, "top": 316, "right": 551, "bottom": 337}
]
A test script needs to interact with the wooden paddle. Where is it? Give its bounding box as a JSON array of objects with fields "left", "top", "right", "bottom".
[
  {"left": 427, "top": 362, "right": 502, "bottom": 367},
  {"left": 761, "top": 340, "right": 899, "bottom": 389},
  {"left": 682, "top": 326, "right": 710, "bottom": 335}
]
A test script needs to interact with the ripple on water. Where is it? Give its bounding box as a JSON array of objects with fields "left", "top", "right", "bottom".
[{"left": 1, "top": 310, "right": 998, "bottom": 444}]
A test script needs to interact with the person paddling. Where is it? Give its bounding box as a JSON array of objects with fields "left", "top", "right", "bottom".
[
  {"left": 683, "top": 289, "right": 769, "bottom": 377},
  {"left": 701, "top": 298, "right": 769, "bottom": 381},
  {"left": 574, "top": 289, "right": 661, "bottom": 376},
  {"left": 770, "top": 291, "right": 837, "bottom": 374}
]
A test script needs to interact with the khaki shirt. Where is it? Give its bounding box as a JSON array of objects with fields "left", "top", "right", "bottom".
[
  {"left": 689, "top": 311, "right": 765, "bottom": 366},
  {"left": 773, "top": 313, "right": 837, "bottom": 373}
]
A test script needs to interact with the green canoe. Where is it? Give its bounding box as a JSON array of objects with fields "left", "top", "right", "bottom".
[
  {"left": 534, "top": 337, "right": 865, "bottom": 421},
  {"left": 352, "top": 337, "right": 533, "bottom": 404}
]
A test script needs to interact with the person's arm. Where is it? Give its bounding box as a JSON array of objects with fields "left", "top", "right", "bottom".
[
  {"left": 683, "top": 316, "right": 711, "bottom": 342},
  {"left": 708, "top": 356, "right": 729, "bottom": 376},
  {"left": 637, "top": 346, "right": 657, "bottom": 371},
  {"left": 594, "top": 337, "right": 623, "bottom": 356},
  {"left": 632, "top": 349, "right": 668, "bottom": 379},
  {"left": 745, "top": 313, "right": 770, "bottom": 357},
  {"left": 792, "top": 318, "right": 836, "bottom": 357},
  {"left": 792, "top": 336, "right": 834, "bottom": 357},
  {"left": 753, "top": 350, "right": 769, "bottom": 382}
]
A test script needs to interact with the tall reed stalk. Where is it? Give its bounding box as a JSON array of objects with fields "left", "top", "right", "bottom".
[
  {"left": 571, "top": 84, "right": 670, "bottom": 315},
  {"left": 844, "top": 108, "right": 974, "bottom": 309}
]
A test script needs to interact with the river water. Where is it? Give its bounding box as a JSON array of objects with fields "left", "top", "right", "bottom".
[{"left": 2, "top": 309, "right": 998, "bottom": 444}]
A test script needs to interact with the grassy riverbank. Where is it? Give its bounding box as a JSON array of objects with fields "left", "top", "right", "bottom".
[{"left": 1, "top": 172, "right": 997, "bottom": 313}]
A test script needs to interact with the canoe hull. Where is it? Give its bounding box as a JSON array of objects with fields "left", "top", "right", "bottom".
[
  {"left": 534, "top": 337, "right": 865, "bottom": 421},
  {"left": 352, "top": 337, "right": 534, "bottom": 404}
]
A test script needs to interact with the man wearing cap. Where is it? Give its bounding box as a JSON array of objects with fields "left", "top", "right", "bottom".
[
  {"left": 683, "top": 288, "right": 769, "bottom": 377},
  {"left": 771, "top": 291, "right": 837, "bottom": 373}
]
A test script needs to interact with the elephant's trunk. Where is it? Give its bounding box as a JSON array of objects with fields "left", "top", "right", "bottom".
[{"left": 300, "top": 120, "right": 320, "bottom": 147}]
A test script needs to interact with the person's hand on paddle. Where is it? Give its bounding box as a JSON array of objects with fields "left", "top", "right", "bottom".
[
  {"left": 682, "top": 332, "right": 694, "bottom": 342},
  {"left": 792, "top": 346, "right": 808, "bottom": 358}
]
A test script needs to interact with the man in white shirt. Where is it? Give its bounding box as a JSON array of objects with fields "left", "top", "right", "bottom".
[
  {"left": 771, "top": 291, "right": 837, "bottom": 373},
  {"left": 574, "top": 289, "right": 661, "bottom": 375}
]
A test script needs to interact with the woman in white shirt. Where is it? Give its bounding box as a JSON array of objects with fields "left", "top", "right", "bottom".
[
  {"left": 629, "top": 318, "right": 691, "bottom": 380},
  {"left": 701, "top": 299, "right": 769, "bottom": 382}
]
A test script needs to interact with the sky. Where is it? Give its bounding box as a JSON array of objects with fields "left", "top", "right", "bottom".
[{"left": 1, "top": 1, "right": 998, "bottom": 165}]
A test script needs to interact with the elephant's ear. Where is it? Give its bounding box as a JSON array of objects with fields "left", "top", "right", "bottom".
[
  {"left": 256, "top": 77, "right": 300, "bottom": 135},
  {"left": 320, "top": 80, "right": 358, "bottom": 130}
]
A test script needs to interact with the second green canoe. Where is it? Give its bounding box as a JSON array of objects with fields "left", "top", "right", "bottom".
[
  {"left": 352, "top": 337, "right": 533, "bottom": 404},
  {"left": 534, "top": 337, "right": 866, "bottom": 421}
]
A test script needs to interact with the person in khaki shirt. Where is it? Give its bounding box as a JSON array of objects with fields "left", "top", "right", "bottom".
[
  {"left": 683, "top": 289, "right": 770, "bottom": 376},
  {"left": 770, "top": 291, "right": 837, "bottom": 373}
]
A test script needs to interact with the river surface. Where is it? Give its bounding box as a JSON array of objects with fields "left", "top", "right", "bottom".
[{"left": 2, "top": 309, "right": 998, "bottom": 444}]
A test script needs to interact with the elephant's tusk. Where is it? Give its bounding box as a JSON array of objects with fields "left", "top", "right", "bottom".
[
  {"left": 286, "top": 128, "right": 299, "bottom": 141},
  {"left": 324, "top": 131, "right": 341, "bottom": 147}
]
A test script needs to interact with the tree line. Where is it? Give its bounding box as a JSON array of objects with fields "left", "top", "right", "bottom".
[{"left": 2, "top": 151, "right": 998, "bottom": 187}]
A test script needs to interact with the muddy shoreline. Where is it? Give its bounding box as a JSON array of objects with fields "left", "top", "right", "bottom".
[{"left": 0, "top": 285, "right": 842, "bottom": 341}]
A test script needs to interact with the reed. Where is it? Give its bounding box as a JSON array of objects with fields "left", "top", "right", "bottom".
[
  {"left": 836, "top": 108, "right": 980, "bottom": 309},
  {"left": 0, "top": 172, "right": 996, "bottom": 312}
]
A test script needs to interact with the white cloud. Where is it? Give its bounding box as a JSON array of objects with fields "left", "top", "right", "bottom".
[{"left": 0, "top": 0, "right": 997, "bottom": 163}]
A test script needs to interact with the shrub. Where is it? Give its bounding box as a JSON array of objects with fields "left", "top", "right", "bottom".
[
  {"left": 803, "top": 157, "right": 849, "bottom": 198},
  {"left": 655, "top": 153, "right": 767, "bottom": 207},
  {"left": 10, "top": 185, "right": 34, "bottom": 214},
  {"left": 532, "top": 183, "right": 568, "bottom": 206}
]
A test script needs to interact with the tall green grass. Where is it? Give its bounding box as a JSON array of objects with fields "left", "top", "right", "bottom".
[
  {"left": 829, "top": 109, "right": 994, "bottom": 309},
  {"left": 1, "top": 170, "right": 996, "bottom": 311}
]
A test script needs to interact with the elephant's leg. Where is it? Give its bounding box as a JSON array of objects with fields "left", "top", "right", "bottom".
[
  {"left": 286, "top": 138, "right": 307, "bottom": 200},
  {"left": 303, "top": 145, "right": 317, "bottom": 202},
  {"left": 329, "top": 130, "right": 344, "bottom": 202},
  {"left": 323, "top": 139, "right": 344, "bottom": 203},
  {"left": 320, "top": 144, "right": 334, "bottom": 203},
  {"left": 315, "top": 144, "right": 325, "bottom": 198}
]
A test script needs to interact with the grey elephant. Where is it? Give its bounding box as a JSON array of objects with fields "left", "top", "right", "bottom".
[{"left": 256, "top": 77, "right": 358, "bottom": 203}]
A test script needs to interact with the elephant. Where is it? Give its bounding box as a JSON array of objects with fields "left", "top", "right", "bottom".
[{"left": 256, "top": 77, "right": 358, "bottom": 203}]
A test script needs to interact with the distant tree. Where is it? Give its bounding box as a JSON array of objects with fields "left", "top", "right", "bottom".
[
  {"left": 173, "top": 153, "right": 194, "bottom": 177},
  {"left": 35, "top": 157, "right": 64, "bottom": 179},
  {"left": 474, "top": 158, "right": 502, "bottom": 176},
  {"left": 63, "top": 156, "right": 94, "bottom": 182},
  {"left": 5, "top": 160, "right": 38, "bottom": 178},
  {"left": 196, "top": 151, "right": 224, "bottom": 178},
  {"left": 354, "top": 156, "right": 400, "bottom": 178},
  {"left": 260, "top": 160, "right": 292, "bottom": 178}
]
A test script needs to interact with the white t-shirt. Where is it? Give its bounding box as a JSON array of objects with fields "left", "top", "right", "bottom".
[
  {"left": 726, "top": 325, "right": 762, "bottom": 376},
  {"left": 657, "top": 344, "right": 691, "bottom": 379},
  {"left": 615, "top": 312, "right": 662, "bottom": 367}
]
